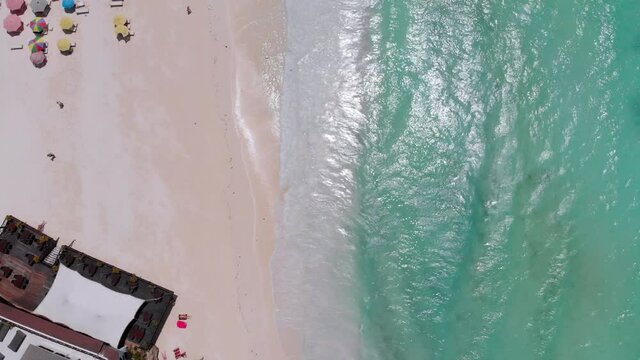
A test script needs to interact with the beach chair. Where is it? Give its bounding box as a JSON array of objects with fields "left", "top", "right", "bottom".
[
  {"left": 76, "top": 7, "right": 89, "bottom": 14},
  {"left": 10, "top": 44, "right": 23, "bottom": 50}
]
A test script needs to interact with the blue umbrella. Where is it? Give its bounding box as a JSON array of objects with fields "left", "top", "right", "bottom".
[{"left": 62, "top": 0, "right": 75, "bottom": 10}]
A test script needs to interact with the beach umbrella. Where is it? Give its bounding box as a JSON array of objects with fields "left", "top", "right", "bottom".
[
  {"left": 61, "top": 0, "right": 74, "bottom": 10},
  {"left": 3, "top": 14, "right": 22, "bottom": 33},
  {"left": 57, "top": 38, "right": 71, "bottom": 52},
  {"left": 113, "top": 14, "right": 127, "bottom": 26},
  {"left": 176, "top": 321, "right": 187, "bottom": 329},
  {"left": 29, "top": 17, "right": 47, "bottom": 34},
  {"left": 60, "top": 16, "right": 74, "bottom": 31},
  {"left": 114, "top": 24, "right": 129, "bottom": 37},
  {"left": 30, "top": 51, "right": 46, "bottom": 66},
  {"left": 29, "top": 0, "right": 49, "bottom": 14},
  {"left": 6, "top": 0, "right": 26, "bottom": 12},
  {"left": 28, "top": 37, "right": 47, "bottom": 53}
]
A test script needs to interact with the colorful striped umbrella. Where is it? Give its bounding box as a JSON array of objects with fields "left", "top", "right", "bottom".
[
  {"left": 60, "top": 16, "right": 74, "bottom": 31},
  {"left": 29, "top": 37, "right": 47, "bottom": 53},
  {"left": 30, "top": 51, "right": 46, "bottom": 66},
  {"left": 3, "top": 14, "right": 22, "bottom": 33},
  {"left": 113, "top": 14, "right": 127, "bottom": 26},
  {"left": 57, "top": 38, "right": 71, "bottom": 52},
  {"left": 61, "top": 0, "right": 74, "bottom": 9},
  {"left": 114, "top": 24, "right": 129, "bottom": 37},
  {"left": 29, "top": 17, "right": 47, "bottom": 34},
  {"left": 6, "top": 0, "right": 25, "bottom": 12}
]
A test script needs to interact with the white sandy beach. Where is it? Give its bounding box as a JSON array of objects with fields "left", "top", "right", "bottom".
[{"left": 0, "top": 0, "right": 286, "bottom": 359}]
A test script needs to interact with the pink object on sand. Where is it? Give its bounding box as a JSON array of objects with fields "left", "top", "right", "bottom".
[
  {"left": 6, "top": 0, "right": 25, "bottom": 12},
  {"left": 3, "top": 14, "right": 22, "bottom": 33},
  {"left": 176, "top": 320, "right": 187, "bottom": 329}
]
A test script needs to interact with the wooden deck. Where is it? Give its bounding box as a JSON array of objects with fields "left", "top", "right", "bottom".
[
  {"left": 0, "top": 253, "right": 53, "bottom": 310},
  {"left": 0, "top": 216, "right": 57, "bottom": 311},
  {"left": 0, "top": 216, "right": 176, "bottom": 350}
]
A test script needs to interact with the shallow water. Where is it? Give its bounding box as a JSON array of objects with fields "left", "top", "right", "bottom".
[{"left": 275, "top": 1, "right": 640, "bottom": 359}]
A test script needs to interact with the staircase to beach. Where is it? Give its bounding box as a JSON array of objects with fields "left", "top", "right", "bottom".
[{"left": 43, "top": 246, "right": 62, "bottom": 266}]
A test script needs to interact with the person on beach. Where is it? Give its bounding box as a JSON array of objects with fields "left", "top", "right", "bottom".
[
  {"left": 56, "top": 101, "right": 64, "bottom": 109},
  {"left": 47, "top": 153, "right": 56, "bottom": 161},
  {"left": 186, "top": 6, "right": 192, "bottom": 15}
]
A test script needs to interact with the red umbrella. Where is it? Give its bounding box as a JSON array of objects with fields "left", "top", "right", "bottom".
[
  {"left": 3, "top": 14, "right": 22, "bottom": 33},
  {"left": 30, "top": 51, "right": 46, "bottom": 66},
  {"left": 6, "top": 0, "right": 25, "bottom": 12},
  {"left": 176, "top": 320, "right": 187, "bottom": 329}
]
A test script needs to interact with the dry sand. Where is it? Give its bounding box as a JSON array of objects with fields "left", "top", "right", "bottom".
[{"left": 0, "top": 0, "right": 286, "bottom": 359}]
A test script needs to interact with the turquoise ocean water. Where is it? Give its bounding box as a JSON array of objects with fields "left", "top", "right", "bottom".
[{"left": 274, "top": 1, "right": 640, "bottom": 359}]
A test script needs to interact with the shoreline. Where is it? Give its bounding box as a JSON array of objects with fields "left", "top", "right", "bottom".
[{"left": 0, "top": 0, "right": 287, "bottom": 358}]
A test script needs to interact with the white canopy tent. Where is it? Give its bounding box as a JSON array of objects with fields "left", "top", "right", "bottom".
[{"left": 34, "top": 264, "right": 145, "bottom": 347}]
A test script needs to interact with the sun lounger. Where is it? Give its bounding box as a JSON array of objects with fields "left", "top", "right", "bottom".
[
  {"left": 110, "top": 1, "right": 123, "bottom": 7},
  {"left": 70, "top": 42, "right": 76, "bottom": 47},
  {"left": 10, "top": 44, "right": 23, "bottom": 50},
  {"left": 128, "top": 30, "right": 135, "bottom": 36},
  {"left": 75, "top": 1, "right": 85, "bottom": 7},
  {"left": 76, "top": 7, "right": 89, "bottom": 14}
]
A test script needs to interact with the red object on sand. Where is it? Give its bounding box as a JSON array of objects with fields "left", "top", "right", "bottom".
[{"left": 176, "top": 320, "right": 187, "bottom": 329}]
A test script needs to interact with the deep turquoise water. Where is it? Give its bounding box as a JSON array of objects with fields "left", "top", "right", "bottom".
[{"left": 275, "top": 1, "right": 640, "bottom": 359}]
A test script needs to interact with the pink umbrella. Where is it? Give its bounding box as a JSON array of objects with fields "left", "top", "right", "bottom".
[
  {"left": 6, "top": 0, "right": 25, "bottom": 12},
  {"left": 3, "top": 14, "right": 22, "bottom": 33},
  {"left": 30, "top": 51, "right": 46, "bottom": 67},
  {"left": 176, "top": 320, "right": 187, "bottom": 329}
]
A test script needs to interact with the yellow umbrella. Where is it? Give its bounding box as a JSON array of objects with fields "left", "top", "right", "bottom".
[
  {"left": 114, "top": 24, "right": 129, "bottom": 37},
  {"left": 113, "top": 14, "right": 127, "bottom": 27},
  {"left": 60, "top": 16, "right": 74, "bottom": 31},
  {"left": 57, "top": 38, "right": 71, "bottom": 52}
]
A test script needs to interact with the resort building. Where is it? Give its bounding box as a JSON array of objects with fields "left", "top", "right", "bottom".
[
  {"left": 0, "top": 215, "right": 177, "bottom": 358},
  {"left": 0, "top": 301, "right": 120, "bottom": 360}
]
